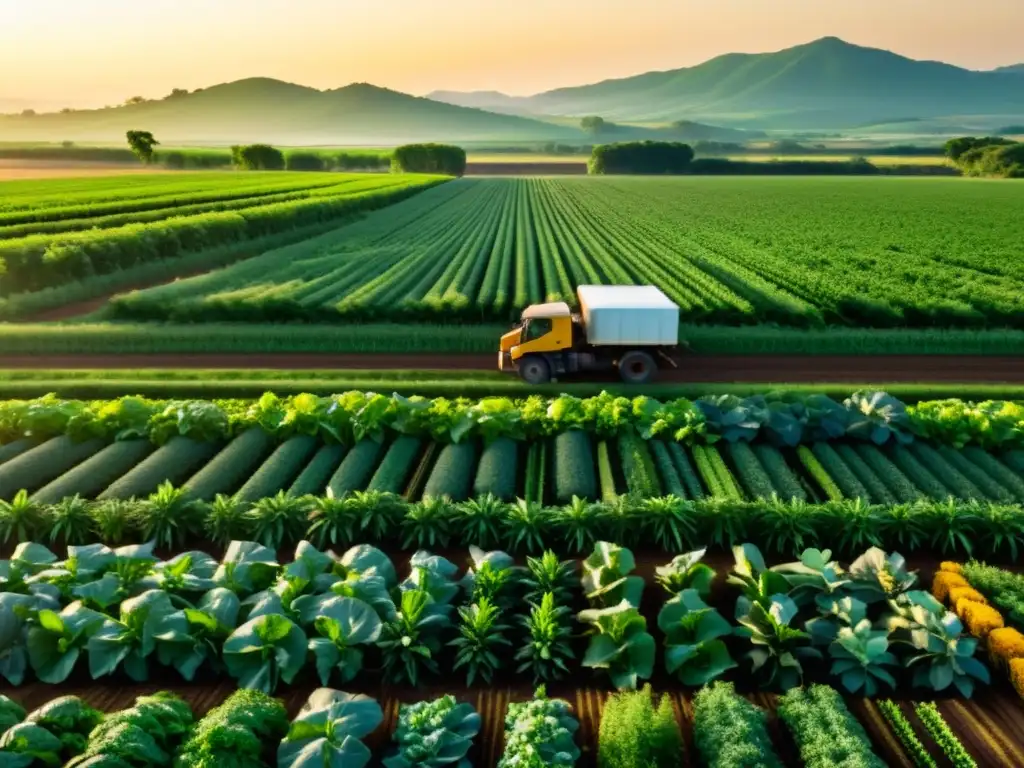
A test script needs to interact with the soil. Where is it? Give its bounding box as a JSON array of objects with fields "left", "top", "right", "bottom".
[{"left": 3, "top": 353, "right": 1024, "bottom": 384}]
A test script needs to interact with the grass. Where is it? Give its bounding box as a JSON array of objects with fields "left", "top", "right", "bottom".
[{"left": 0, "top": 369, "right": 1021, "bottom": 400}]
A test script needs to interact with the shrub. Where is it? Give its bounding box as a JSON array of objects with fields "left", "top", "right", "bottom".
[
  {"left": 284, "top": 151, "right": 326, "bottom": 171},
  {"left": 617, "top": 433, "right": 661, "bottom": 497},
  {"left": 853, "top": 444, "right": 922, "bottom": 502},
  {"left": 668, "top": 442, "right": 705, "bottom": 499},
  {"left": 797, "top": 446, "right": 843, "bottom": 501},
  {"left": 391, "top": 143, "right": 466, "bottom": 176},
  {"left": 232, "top": 144, "right": 285, "bottom": 170},
  {"left": 933, "top": 570, "right": 969, "bottom": 602},
  {"left": 649, "top": 441, "right": 685, "bottom": 497},
  {"left": 834, "top": 443, "right": 896, "bottom": 504},
  {"left": 948, "top": 585, "right": 987, "bottom": 606},
  {"left": 498, "top": 687, "right": 580, "bottom": 768},
  {"left": 725, "top": 442, "right": 775, "bottom": 500},
  {"left": 811, "top": 442, "right": 871, "bottom": 502},
  {"left": 692, "top": 681, "right": 781, "bottom": 768},
  {"left": 751, "top": 444, "right": 805, "bottom": 501},
  {"left": 777, "top": 685, "right": 885, "bottom": 768},
  {"left": 176, "top": 689, "right": 288, "bottom": 768},
  {"left": 589, "top": 141, "right": 695, "bottom": 174},
  {"left": 598, "top": 685, "right": 682, "bottom": 768},
  {"left": 957, "top": 600, "right": 1004, "bottom": 638},
  {"left": 988, "top": 627, "right": 1024, "bottom": 661}
]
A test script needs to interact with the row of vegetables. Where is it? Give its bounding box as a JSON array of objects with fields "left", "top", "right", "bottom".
[
  {"left": 0, "top": 534, "right": 1011, "bottom": 702},
  {"left": 0, "top": 680, "right": 986, "bottom": 768},
  {"left": 0, "top": 390, "right": 1020, "bottom": 453}
]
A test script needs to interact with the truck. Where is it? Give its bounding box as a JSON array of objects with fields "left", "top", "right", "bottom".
[{"left": 498, "top": 285, "right": 680, "bottom": 384}]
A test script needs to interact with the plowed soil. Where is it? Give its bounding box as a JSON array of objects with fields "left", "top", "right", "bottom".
[{"left": 3, "top": 353, "right": 1024, "bottom": 383}]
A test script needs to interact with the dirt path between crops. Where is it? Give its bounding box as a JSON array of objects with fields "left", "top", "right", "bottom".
[{"left": 3, "top": 353, "right": 1024, "bottom": 383}]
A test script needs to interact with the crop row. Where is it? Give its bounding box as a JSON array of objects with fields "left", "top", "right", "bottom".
[
  {"left": 107, "top": 176, "right": 1024, "bottom": 329},
  {"left": 0, "top": 174, "right": 444, "bottom": 296},
  {"left": 0, "top": 538, "right": 996, "bottom": 698}
]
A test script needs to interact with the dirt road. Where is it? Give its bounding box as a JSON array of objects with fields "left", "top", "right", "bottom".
[{"left": 2, "top": 353, "right": 1024, "bottom": 383}]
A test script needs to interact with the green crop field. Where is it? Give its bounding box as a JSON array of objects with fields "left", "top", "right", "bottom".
[
  {"left": 108, "top": 176, "right": 1024, "bottom": 330},
  {"left": 0, "top": 171, "right": 445, "bottom": 302}
]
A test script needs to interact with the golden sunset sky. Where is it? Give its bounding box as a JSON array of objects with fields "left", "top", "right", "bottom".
[{"left": 2, "top": 0, "right": 1022, "bottom": 108}]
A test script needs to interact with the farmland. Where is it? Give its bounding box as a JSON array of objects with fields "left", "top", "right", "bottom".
[
  {"left": 108, "top": 176, "right": 1024, "bottom": 330},
  {"left": 3, "top": 387, "right": 1024, "bottom": 766}
]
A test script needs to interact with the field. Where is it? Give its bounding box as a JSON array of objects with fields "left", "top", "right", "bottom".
[
  {"left": 2, "top": 387, "right": 1024, "bottom": 766},
  {"left": 105, "top": 176, "right": 1024, "bottom": 330}
]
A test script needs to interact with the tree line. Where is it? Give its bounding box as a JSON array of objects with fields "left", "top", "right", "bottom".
[{"left": 944, "top": 136, "right": 1023, "bottom": 178}]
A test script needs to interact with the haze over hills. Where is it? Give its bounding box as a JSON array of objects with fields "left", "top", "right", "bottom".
[
  {"left": 431, "top": 37, "right": 1024, "bottom": 129},
  {"left": 0, "top": 79, "right": 583, "bottom": 144}
]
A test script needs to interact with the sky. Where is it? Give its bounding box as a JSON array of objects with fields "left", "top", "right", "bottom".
[{"left": 2, "top": 0, "right": 1023, "bottom": 109}]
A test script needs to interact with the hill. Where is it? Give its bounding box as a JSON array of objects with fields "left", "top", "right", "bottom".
[
  {"left": 993, "top": 64, "right": 1024, "bottom": 74},
  {"left": 0, "top": 79, "right": 582, "bottom": 144},
  {"left": 438, "top": 37, "right": 1024, "bottom": 129}
]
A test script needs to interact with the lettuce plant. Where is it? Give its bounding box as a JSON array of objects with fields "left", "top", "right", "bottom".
[
  {"left": 655, "top": 548, "right": 715, "bottom": 596},
  {"left": 658, "top": 589, "right": 736, "bottom": 686},
  {"left": 582, "top": 542, "right": 643, "bottom": 609},
  {"left": 498, "top": 687, "right": 579, "bottom": 768},
  {"left": 213, "top": 541, "right": 280, "bottom": 598},
  {"left": 734, "top": 593, "right": 820, "bottom": 691},
  {"left": 158, "top": 587, "right": 240, "bottom": 681},
  {"left": 27, "top": 603, "right": 105, "bottom": 684},
  {"left": 0, "top": 723, "right": 63, "bottom": 766},
  {"left": 87, "top": 589, "right": 189, "bottom": 682},
  {"left": 278, "top": 689, "right": 383, "bottom": 768},
  {"left": 222, "top": 613, "right": 307, "bottom": 694},
  {"left": 308, "top": 597, "right": 382, "bottom": 685},
  {"left": 578, "top": 600, "right": 655, "bottom": 691},
  {"left": 383, "top": 695, "right": 480, "bottom": 768}
]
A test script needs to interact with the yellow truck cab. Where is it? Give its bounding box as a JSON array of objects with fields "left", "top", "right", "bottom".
[{"left": 499, "top": 285, "right": 680, "bottom": 385}]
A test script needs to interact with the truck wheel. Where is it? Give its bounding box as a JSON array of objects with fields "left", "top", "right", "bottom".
[
  {"left": 519, "top": 355, "right": 551, "bottom": 385},
  {"left": 618, "top": 351, "right": 657, "bottom": 384}
]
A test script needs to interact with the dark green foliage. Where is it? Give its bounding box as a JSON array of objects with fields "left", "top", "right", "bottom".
[
  {"left": 907, "top": 442, "right": 986, "bottom": 500},
  {"left": 589, "top": 141, "right": 695, "bottom": 174},
  {"left": 31, "top": 440, "right": 154, "bottom": 504},
  {"left": 811, "top": 442, "right": 871, "bottom": 502},
  {"left": 391, "top": 143, "right": 467, "bottom": 176},
  {"left": 283, "top": 152, "right": 325, "bottom": 171},
  {"left": 368, "top": 436, "right": 422, "bottom": 494},
  {"left": 182, "top": 428, "right": 275, "bottom": 501},
  {"left": 668, "top": 442, "right": 705, "bottom": 499},
  {"left": 962, "top": 447, "right": 1024, "bottom": 502},
  {"left": 649, "top": 441, "right": 685, "bottom": 497},
  {"left": 516, "top": 593, "right": 574, "bottom": 684},
  {"left": 852, "top": 444, "right": 922, "bottom": 503},
  {"left": 231, "top": 144, "right": 285, "bottom": 171},
  {"left": 692, "top": 445, "right": 724, "bottom": 496},
  {"left": 72, "top": 691, "right": 192, "bottom": 767},
  {"left": 1003, "top": 450, "right": 1024, "bottom": 474},
  {"left": 46, "top": 495, "right": 93, "bottom": 544},
  {"left": 750, "top": 444, "right": 805, "bottom": 501},
  {"left": 286, "top": 444, "right": 345, "bottom": 497},
  {"left": 176, "top": 689, "right": 288, "bottom": 768},
  {"left": 423, "top": 441, "right": 478, "bottom": 501},
  {"left": 692, "top": 681, "right": 782, "bottom": 768},
  {"left": 597, "top": 685, "right": 683, "bottom": 768},
  {"left": 617, "top": 433, "right": 661, "bottom": 497},
  {"left": 89, "top": 499, "right": 138, "bottom": 545},
  {"left": 597, "top": 441, "right": 617, "bottom": 501},
  {"left": 962, "top": 560, "right": 1024, "bottom": 630},
  {"left": 834, "top": 443, "right": 897, "bottom": 504},
  {"left": 937, "top": 446, "right": 1015, "bottom": 502},
  {"left": 0, "top": 439, "right": 39, "bottom": 465},
  {"left": 706, "top": 445, "right": 743, "bottom": 500},
  {"left": 877, "top": 700, "right": 937, "bottom": 768},
  {"left": 777, "top": 685, "right": 885, "bottom": 768},
  {"left": 472, "top": 437, "right": 517, "bottom": 500},
  {"left": 725, "top": 442, "right": 775, "bottom": 499},
  {"left": 450, "top": 597, "right": 512, "bottom": 686},
  {"left": 327, "top": 439, "right": 386, "bottom": 497},
  {"left": 234, "top": 435, "right": 318, "bottom": 504},
  {"left": 97, "top": 436, "right": 221, "bottom": 500},
  {"left": 0, "top": 695, "right": 25, "bottom": 732},
  {"left": 0, "top": 436, "right": 106, "bottom": 498},
  {"left": 914, "top": 702, "right": 978, "bottom": 768},
  {"left": 24, "top": 696, "right": 103, "bottom": 763},
  {"left": 797, "top": 446, "right": 843, "bottom": 501},
  {"left": 554, "top": 430, "right": 598, "bottom": 503}
]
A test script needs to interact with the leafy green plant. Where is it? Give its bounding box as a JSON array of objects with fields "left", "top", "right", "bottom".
[
  {"left": 578, "top": 600, "right": 655, "bottom": 690},
  {"left": 734, "top": 593, "right": 820, "bottom": 691},
  {"left": 772, "top": 547, "right": 849, "bottom": 607},
  {"left": 846, "top": 546, "right": 917, "bottom": 603},
  {"left": 0, "top": 694, "right": 24, "bottom": 732},
  {"left": 818, "top": 597, "right": 899, "bottom": 696},
  {"left": 213, "top": 541, "right": 280, "bottom": 598},
  {"left": 278, "top": 689, "right": 383, "bottom": 768},
  {"left": 555, "top": 496, "right": 607, "bottom": 554},
  {"left": 582, "top": 542, "right": 643, "bottom": 609},
  {"left": 377, "top": 588, "right": 447, "bottom": 686},
  {"left": 45, "top": 496, "right": 93, "bottom": 546},
  {"left": 516, "top": 592, "right": 574, "bottom": 685},
  {"left": 777, "top": 684, "right": 885, "bottom": 768},
  {"left": 498, "top": 687, "right": 580, "bottom": 768},
  {"left": 598, "top": 684, "right": 682, "bottom": 768},
  {"left": 87, "top": 589, "right": 189, "bottom": 682},
  {"left": 88, "top": 499, "right": 137, "bottom": 545},
  {"left": 0, "top": 723, "right": 64, "bottom": 767},
  {"left": 691, "top": 681, "right": 782, "bottom": 768},
  {"left": 914, "top": 702, "right": 977, "bottom": 768},
  {"left": 655, "top": 548, "right": 714, "bottom": 596},
  {"left": 21, "top": 696, "right": 102, "bottom": 762},
  {"left": 0, "top": 490, "right": 45, "bottom": 544},
  {"left": 203, "top": 494, "right": 250, "bottom": 546},
  {"left": 158, "top": 587, "right": 239, "bottom": 680},
  {"left": 454, "top": 494, "right": 508, "bottom": 549},
  {"left": 222, "top": 613, "right": 307, "bottom": 693},
  {"left": 727, "top": 543, "right": 792, "bottom": 607},
  {"left": 450, "top": 596, "right": 512, "bottom": 686},
  {"left": 308, "top": 596, "right": 382, "bottom": 685},
  {"left": 27, "top": 603, "right": 104, "bottom": 684},
  {"left": 401, "top": 497, "right": 453, "bottom": 549},
  {"left": 65, "top": 692, "right": 190, "bottom": 768},
  {"left": 523, "top": 550, "right": 576, "bottom": 604},
  {"left": 640, "top": 496, "right": 696, "bottom": 551},
  {"left": 383, "top": 695, "right": 480, "bottom": 768},
  {"left": 502, "top": 498, "right": 551, "bottom": 553},
  {"left": 306, "top": 494, "right": 360, "bottom": 549},
  {"left": 138, "top": 482, "right": 202, "bottom": 549},
  {"left": 246, "top": 491, "right": 310, "bottom": 549},
  {"left": 658, "top": 589, "right": 736, "bottom": 685},
  {"left": 176, "top": 689, "right": 288, "bottom": 768}
]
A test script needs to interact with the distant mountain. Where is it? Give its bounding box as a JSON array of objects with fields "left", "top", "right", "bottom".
[
  {"left": 0, "top": 79, "right": 581, "bottom": 144},
  {"left": 994, "top": 64, "right": 1024, "bottom": 74},
  {"left": 426, "top": 90, "right": 536, "bottom": 115},
  {"left": 438, "top": 37, "right": 1024, "bottom": 129}
]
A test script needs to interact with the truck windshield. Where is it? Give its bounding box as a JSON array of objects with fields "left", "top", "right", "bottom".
[{"left": 523, "top": 318, "right": 553, "bottom": 341}]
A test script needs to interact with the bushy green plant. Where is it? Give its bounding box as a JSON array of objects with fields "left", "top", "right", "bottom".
[
  {"left": 655, "top": 548, "right": 714, "bottom": 596},
  {"left": 877, "top": 700, "right": 937, "bottom": 768},
  {"left": 777, "top": 685, "right": 885, "bottom": 768},
  {"left": 597, "top": 685, "right": 682, "bottom": 768},
  {"left": 914, "top": 702, "right": 977, "bottom": 768},
  {"left": 577, "top": 600, "right": 655, "bottom": 690},
  {"left": 498, "top": 687, "right": 580, "bottom": 768},
  {"left": 523, "top": 550, "right": 576, "bottom": 603},
  {"left": 659, "top": 589, "right": 735, "bottom": 685},
  {"left": 692, "top": 681, "right": 781, "bottom": 768},
  {"left": 516, "top": 592, "right": 574, "bottom": 685},
  {"left": 383, "top": 695, "right": 480, "bottom": 768},
  {"left": 278, "top": 689, "right": 382, "bottom": 768},
  {"left": 450, "top": 596, "right": 512, "bottom": 685},
  {"left": 176, "top": 689, "right": 288, "bottom": 768},
  {"left": 582, "top": 541, "right": 643, "bottom": 609},
  {"left": 734, "top": 591, "right": 820, "bottom": 690},
  {"left": 377, "top": 588, "right": 446, "bottom": 686},
  {"left": 222, "top": 613, "right": 307, "bottom": 693}
]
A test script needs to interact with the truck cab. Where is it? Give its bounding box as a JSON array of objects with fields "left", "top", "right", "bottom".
[{"left": 500, "top": 285, "right": 681, "bottom": 385}]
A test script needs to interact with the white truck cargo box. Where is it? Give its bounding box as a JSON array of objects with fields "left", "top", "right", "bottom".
[{"left": 577, "top": 285, "right": 679, "bottom": 346}]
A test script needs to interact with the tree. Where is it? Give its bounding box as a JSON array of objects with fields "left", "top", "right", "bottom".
[
  {"left": 20, "top": 109, "right": 35, "bottom": 117},
  {"left": 231, "top": 144, "right": 286, "bottom": 171},
  {"left": 580, "top": 116, "right": 607, "bottom": 135},
  {"left": 124, "top": 96, "right": 148, "bottom": 106},
  {"left": 126, "top": 130, "right": 160, "bottom": 164},
  {"left": 166, "top": 88, "right": 189, "bottom": 100},
  {"left": 391, "top": 144, "right": 466, "bottom": 176},
  {"left": 588, "top": 141, "right": 695, "bottom": 175}
]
